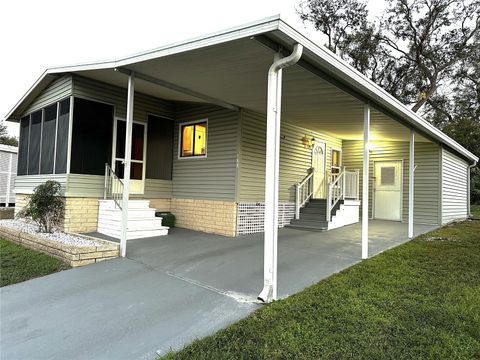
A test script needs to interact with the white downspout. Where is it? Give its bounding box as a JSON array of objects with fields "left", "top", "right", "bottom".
[
  {"left": 467, "top": 162, "right": 477, "bottom": 217},
  {"left": 258, "top": 44, "right": 303, "bottom": 303}
]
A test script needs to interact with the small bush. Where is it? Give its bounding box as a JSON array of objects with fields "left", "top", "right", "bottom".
[{"left": 18, "top": 180, "right": 65, "bottom": 233}]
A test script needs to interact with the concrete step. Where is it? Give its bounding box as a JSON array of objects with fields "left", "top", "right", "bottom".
[
  {"left": 97, "top": 218, "right": 165, "bottom": 231},
  {"left": 98, "top": 208, "right": 157, "bottom": 220},
  {"left": 99, "top": 199, "right": 151, "bottom": 210},
  {"left": 285, "top": 223, "right": 328, "bottom": 232},
  {"left": 290, "top": 218, "right": 328, "bottom": 227},
  {"left": 97, "top": 227, "right": 169, "bottom": 240},
  {"left": 300, "top": 207, "right": 327, "bottom": 215},
  {"left": 296, "top": 213, "right": 328, "bottom": 221}
]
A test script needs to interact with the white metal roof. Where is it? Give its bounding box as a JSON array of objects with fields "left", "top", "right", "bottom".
[{"left": 5, "top": 15, "right": 478, "bottom": 163}]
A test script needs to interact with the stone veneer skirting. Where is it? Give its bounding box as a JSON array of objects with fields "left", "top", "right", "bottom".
[
  {"left": 15, "top": 195, "right": 100, "bottom": 233},
  {"left": 15, "top": 194, "right": 237, "bottom": 237},
  {"left": 0, "top": 225, "right": 119, "bottom": 267},
  {"left": 170, "top": 199, "right": 237, "bottom": 237}
]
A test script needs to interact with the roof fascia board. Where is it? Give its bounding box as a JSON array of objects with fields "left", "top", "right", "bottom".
[
  {"left": 277, "top": 20, "right": 478, "bottom": 163},
  {"left": 115, "top": 16, "right": 281, "bottom": 68}
]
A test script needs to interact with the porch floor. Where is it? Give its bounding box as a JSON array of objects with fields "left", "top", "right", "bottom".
[{"left": 1, "top": 220, "right": 436, "bottom": 359}]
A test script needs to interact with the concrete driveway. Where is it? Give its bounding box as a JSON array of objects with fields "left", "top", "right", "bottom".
[{"left": 1, "top": 221, "right": 436, "bottom": 359}]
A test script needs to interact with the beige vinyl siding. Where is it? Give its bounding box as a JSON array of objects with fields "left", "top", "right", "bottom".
[
  {"left": 441, "top": 149, "right": 468, "bottom": 224},
  {"left": 22, "top": 75, "right": 73, "bottom": 116},
  {"left": 142, "top": 179, "right": 172, "bottom": 199},
  {"left": 72, "top": 75, "right": 174, "bottom": 122},
  {"left": 15, "top": 174, "right": 68, "bottom": 195},
  {"left": 65, "top": 174, "right": 172, "bottom": 198},
  {"left": 342, "top": 140, "right": 440, "bottom": 225},
  {"left": 172, "top": 104, "right": 239, "bottom": 201},
  {"left": 238, "top": 109, "right": 342, "bottom": 202}
]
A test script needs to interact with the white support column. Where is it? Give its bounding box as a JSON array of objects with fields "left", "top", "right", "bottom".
[
  {"left": 120, "top": 73, "right": 135, "bottom": 258},
  {"left": 5, "top": 153, "right": 13, "bottom": 207},
  {"left": 408, "top": 129, "right": 415, "bottom": 238},
  {"left": 362, "top": 104, "right": 370, "bottom": 260}
]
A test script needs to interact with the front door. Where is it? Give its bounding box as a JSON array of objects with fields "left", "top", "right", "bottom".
[
  {"left": 113, "top": 119, "right": 146, "bottom": 194},
  {"left": 312, "top": 143, "right": 326, "bottom": 199},
  {"left": 374, "top": 160, "right": 402, "bottom": 221}
]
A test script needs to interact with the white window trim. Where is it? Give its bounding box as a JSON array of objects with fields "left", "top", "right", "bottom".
[{"left": 177, "top": 118, "right": 208, "bottom": 160}]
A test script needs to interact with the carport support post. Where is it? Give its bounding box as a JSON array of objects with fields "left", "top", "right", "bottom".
[
  {"left": 362, "top": 104, "right": 370, "bottom": 260},
  {"left": 120, "top": 73, "right": 135, "bottom": 257},
  {"left": 408, "top": 129, "right": 415, "bottom": 238}
]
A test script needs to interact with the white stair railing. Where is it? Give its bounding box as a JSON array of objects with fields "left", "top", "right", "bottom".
[
  {"left": 104, "top": 163, "right": 124, "bottom": 210},
  {"left": 295, "top": 169, "right": 314, "bottom": 219},
  {"left": 327, "top": 168, "right": 359, "bottom": 222}
]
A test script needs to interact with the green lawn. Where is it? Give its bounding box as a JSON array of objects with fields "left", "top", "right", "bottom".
[
  {"left": 164, "top": 214, "right": 480, "bottom": 359},
  {"left": 0, "top": 239, "right": 69, "bottom": 287},
  {"left": 472, "top": 204, "right": 480, "bottom": 218}
]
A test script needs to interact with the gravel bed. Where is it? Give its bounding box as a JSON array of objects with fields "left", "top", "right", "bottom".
[{"left": 0, "top": 220, "right": 106, "bottom": 247}]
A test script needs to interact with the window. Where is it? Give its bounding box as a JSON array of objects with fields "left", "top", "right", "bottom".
[
  {"left": 70, "top": 98, "right": 113, "bottom": 175},
  {"left": 381, "top": 167, "right": 395, "bottom": 185},
  {"left": 180, "top": 121, "right": 207, "bottom": 158},
  {"left": 17, "top": 98, "right": 71, "bottom": 176},
  {"left": 40, "top": 104, "right": 57, "bottom": 174},
  {"left": 331, "top": 149, "right": 341, "bottom": 175}
]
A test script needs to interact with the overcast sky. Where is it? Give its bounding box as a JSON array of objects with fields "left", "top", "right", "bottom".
[{"left": 1, "top": 0, "right": 384, "bottom": 137}]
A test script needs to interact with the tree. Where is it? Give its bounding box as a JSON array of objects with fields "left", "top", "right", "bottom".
[
  {"left": 299, "top": 0, "right": 480, "bottom": 114},
  {"left": 0, "top": 121, "right": 18, "bottom": 146}
]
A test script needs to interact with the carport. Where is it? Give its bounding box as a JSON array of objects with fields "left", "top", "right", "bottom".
[{"left": 6, "top": 15, "right": 476, "bottom": 304}]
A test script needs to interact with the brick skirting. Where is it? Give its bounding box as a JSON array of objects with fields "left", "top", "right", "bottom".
[{"left": 0, "top": 225, "right": 119, "bottom": 267}]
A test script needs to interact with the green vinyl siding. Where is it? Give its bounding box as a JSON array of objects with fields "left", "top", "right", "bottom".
[
  {"left": 238, "top": 109, "right": 342, "bottom": 202},
  {"left": 342, "top": 140, "right": 440, "bottom": 225},
  {"left": 15, "top": 174, "right": 68, "bottom": 195},
  {"left": 441, "top": 149, "right": 469, "bottom": 224},
  {"left": 22, "top": 75, "right": 72, "bottom": 116},
  {"left": 172, "top": 103, "right": 239, "bottom": 201}
]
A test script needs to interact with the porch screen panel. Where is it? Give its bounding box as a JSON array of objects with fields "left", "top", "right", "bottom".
[
  {"left": 28, "top": 110, "right": 42, "bottom": 175},
  {"left": 40, "top": 104, "right": 57, "bottom": 174},
  {"left": 18, "top": 116, "right": 30, "bottom": 175},
  {"left": 55, "top": 99, "right": 70, "bottom": 174},
  {"left": 70, "top": 98, "right": 113, "bottom": 175},
  {"left": 146, "top": 115, "right": 173, "bottom": 180}
]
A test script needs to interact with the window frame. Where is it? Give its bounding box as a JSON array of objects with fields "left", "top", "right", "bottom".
[
  {"left": 331, "top": 148, "right": 342, "bottom": 174},
  {"left": 178, "top": 119, "right": 208, "bottom": 159}
]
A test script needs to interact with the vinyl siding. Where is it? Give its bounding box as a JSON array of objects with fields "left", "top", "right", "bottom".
[
  {"left": 342, "top": 140, "right": 440, "bottom": 225},
  {"left": 441, "top": 149, "right": 468, "bottom": 224},
  {"left": 238, "top": 109, "right": 342, "bottom": 202},
  {"left": 22, "top": 75, "right": 72, "bottom": 116},
  {"left": 15, "top": 174, "right": 68, "bottom": 195},
  {"left": 65, "top": 174, "right": 172, "bottom": 198},
  {"left": 172, "top": 103, "right": 239, "bottom": 200}
]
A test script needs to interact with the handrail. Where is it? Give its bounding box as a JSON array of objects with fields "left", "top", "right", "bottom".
[
  {"left": 295, "top": 170, "right": 314, "bottom": 219},
  {"left": 104, "top": 163, "right": 124, "bottom": 210},
  {"left": 327, "top": 168, "right": 359, "bottom": 222}
]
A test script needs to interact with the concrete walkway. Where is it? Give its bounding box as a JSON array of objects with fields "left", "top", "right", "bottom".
[{"left": 1, "top": 221, "right": 436, "bottom": 359}]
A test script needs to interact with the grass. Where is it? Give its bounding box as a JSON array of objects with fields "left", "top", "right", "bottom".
[
  {"left": 471, "top": 204, "right": 480, "bottom": 218},
  {"left": 163, "top": 215, "right": 480, "bottom": 359},
  {"left": 0, "top": 239, "right": 69, "bottom": 287}
]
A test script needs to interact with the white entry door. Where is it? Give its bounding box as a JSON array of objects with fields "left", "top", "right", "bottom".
[
  {"left": 374, "top": 160, "right": 402, "bottom": 221},
  {"left": 312, "top": 142, "right": 326, "bottom": 199},
  {"left": 113, "top": 119, "right": 147, "bottom": 194}
]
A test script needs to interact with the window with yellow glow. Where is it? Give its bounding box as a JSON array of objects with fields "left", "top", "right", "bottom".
[
  {"left": 331, "top": 149, "right": 342, "bottom": 174},
  {"left": 180, "top": 121, "right": 207, "bottom": 157}
]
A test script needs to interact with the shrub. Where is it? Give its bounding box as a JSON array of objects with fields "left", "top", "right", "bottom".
[{"left": 18, "top": 180, "right": 65, "bottom": 233}]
